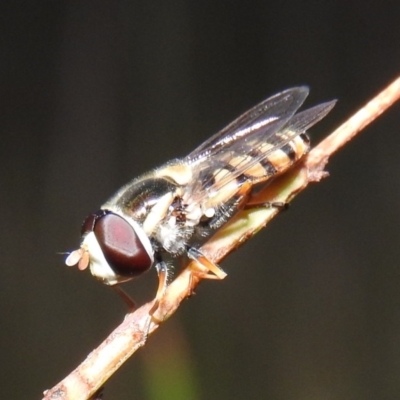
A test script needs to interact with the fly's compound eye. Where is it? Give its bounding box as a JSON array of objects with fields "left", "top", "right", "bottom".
[
  {"left": 83, "top": 210, "right": 153, "bottom": 277},
  {"left": 81, "top": 209, "right": 108, "bottom": 235}
]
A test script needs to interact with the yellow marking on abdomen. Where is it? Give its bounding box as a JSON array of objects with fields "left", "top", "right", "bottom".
[{"left": 229, "top": 155, "right": 266, "bottom": 178}]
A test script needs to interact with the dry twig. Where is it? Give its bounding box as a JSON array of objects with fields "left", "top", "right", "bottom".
[{"left": 43, "top": 76, "right": 400, "bottom": 400}]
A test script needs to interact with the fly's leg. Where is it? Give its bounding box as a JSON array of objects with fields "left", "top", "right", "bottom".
[
  {"left": 143, "top": 249, "right": 226, "bottom": 335},
  {"left": 240, "top": 176, "right": 289, "bottom": 211},
  {"left": 244, "top": 201, "right": 289, "bottom": 211},
  {"left": 187, "top": 246, "right": 227, "bottom": 280},
  {"left": 112, "top": 285, "right": 136, "bottom": 313},
  {"left": 112, "top": 257, "right": 168, "bottom": 331},
  {"left": 139, "top": 257, "right": 170, "bottom": 341},
  {"left": 148, "top": 255, "right": 170, "bottom": 321}
]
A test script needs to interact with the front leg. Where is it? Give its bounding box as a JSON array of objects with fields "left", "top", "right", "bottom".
[
  {"left": 149, "top": 247, "right": 226, "bottom": 325},
  {"left": 148, "top": 254, "right": 171, "bottom": 318}
]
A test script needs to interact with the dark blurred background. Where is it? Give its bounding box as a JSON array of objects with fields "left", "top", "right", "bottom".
[{"left": 1, "top": 2, "right": 400, "bottom": 399}]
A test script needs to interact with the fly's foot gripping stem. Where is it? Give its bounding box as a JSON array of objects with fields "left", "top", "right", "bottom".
[
  {"left": 244, "top": 200, "right": 289, "bottom": 211},
  {"left": 187, "top": 246, "right": 227, "bottom": 280}
]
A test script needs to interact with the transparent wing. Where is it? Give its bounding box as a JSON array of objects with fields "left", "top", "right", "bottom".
[
  {"left": 187, "top": 87, "right": 309, "bottom": 163},
  {"left": 282, "top": 100, "right": 336, "bottom": 134},
  {"left": 184, "top": 88, "right": 335, "bottom": 203}
]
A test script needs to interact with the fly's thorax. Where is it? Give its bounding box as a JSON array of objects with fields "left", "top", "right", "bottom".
[
  {"left": 104, "top": 160, "right": 192, "bottom": 221},
  {"left": 156, "top": 217, "right": 194, "bottom": 255},
  {"left": 153, "top": 160, "right": 193, "bottom": 186},
  {"left": 138, "top": 191, "right": 173, "bottom": 235}
]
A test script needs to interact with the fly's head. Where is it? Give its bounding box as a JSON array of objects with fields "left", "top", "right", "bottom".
[{"left": 66, "top": 210, "right": 154, "bottom": 285}]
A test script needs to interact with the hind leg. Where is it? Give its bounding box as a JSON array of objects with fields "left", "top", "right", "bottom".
[{"left": 186, "top": 246, "right": 227, "bottom": 280}]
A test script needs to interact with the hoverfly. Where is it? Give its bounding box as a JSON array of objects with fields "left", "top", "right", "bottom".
[{"left": 66, "top": 87, "right": 335, "bottom": 314}]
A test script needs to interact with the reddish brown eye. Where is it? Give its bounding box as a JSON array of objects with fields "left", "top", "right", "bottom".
[
  {"left": 81, "top": 210, "right": 108, "bottom": 235},
  {"left": 81, "top": 210, "right": 153, "bottom": 278},
  {"left": 93, "top": 212, "right": 152, "bottom": 277}
]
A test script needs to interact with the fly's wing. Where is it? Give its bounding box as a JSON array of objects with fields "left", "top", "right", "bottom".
[
  {"left": 185, "top": 88, "right": 335, "bottom": 204},
  {"left": 281, "top": 100, "right": 336, "bottom": 134},
  {"left": 104, "top": 87, "right": 310, "bottom": 210},
  {"left": 187, "top": 87, "right": 309, "bottom": 163}
]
